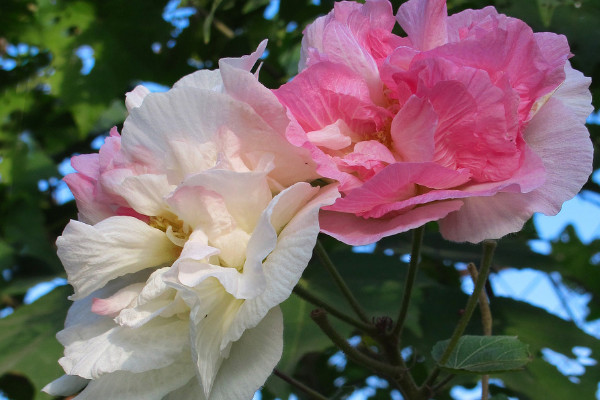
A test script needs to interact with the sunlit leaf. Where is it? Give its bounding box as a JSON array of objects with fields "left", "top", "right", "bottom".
[{"left": 432, "top": 335, "right": 531, "bottom": 374}]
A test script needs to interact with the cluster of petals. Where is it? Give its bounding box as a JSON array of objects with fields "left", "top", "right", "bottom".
[
  {"left": 274, "top": 0, "right": 594, "bottom": 245},
  {"left": 44, "top": 42, "right": 339, "bottom": 400}
]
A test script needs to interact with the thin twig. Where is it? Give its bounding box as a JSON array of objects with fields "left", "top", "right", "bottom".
[
  {"left": 548, "top": 272, "right": 579, "bottom": 326},
  {"left": 392, "top": 226, "right": 425, "bottom": 339},
  {"left": 315, "top": 240, "right": 371, "bottom": 323},
  {"left": 311, "top": 309, "right": 403, "bottom": 376},
  {"left": 467, "top": 263, "right": 492, "bottom": 336},
  {"left": 420, "top": 240, "right": 497, "bottom": 396},
  {"left": 273, "top": 369, "right": 329, "bottom": 400},
  {"left": 293, "top": 285, "right": 375, "bottom": 334},
  {"left": 432, "top": 374, "right": 455, "bottom": 393},
  {"left": 310, "top": 309, "right": 424, "bottom": 399},
  {"left": 468, "top": 262, "right": 492, "bottom": 400}
]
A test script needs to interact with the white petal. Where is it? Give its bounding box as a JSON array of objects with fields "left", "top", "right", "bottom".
[
  {"left": 122, "top": 85, "right": 317, "bottom": 189},
  {"left": 64, "top": 270, "right": 152, "bottom": 330},
  {"left": 175, "top": 280, "right": 243, "bottom": 398},
  {"left": 167, "top": 230, "right": 251, "bottom": 299},
  {"left": 179, "top": 168, "right": 273, "bottom": 233},
  {"left": 72, "top": 360, "right": 195, "bottom": 400},
  {"left": 115, "top": 268, "right": 185, "bottom": 328},
  {"left": 218, "top": 57, "right": 290, "bottom": 134},
  {"left": 224, "top": 183, "right": 340, "bottom": 345},
  {"left": 219, "top": 39, "right": 268, "bottom": 72},
  {"left": 208, "top": 307, "right": 283, "bottom": 400},
  {"left": 43, "top": 374, "right": 88, "bottom": 396},
  {"left": 162, "top": 309, "right": 283, "bottom": 400},
  {"left": 125, "top": 85, "right": 151, "bottom": 111},
  {"left": 122, "top": 87, "right": 258, "bottom": 172},
  {"left": 173, "top": 69, "right": 224, "bottom": 92},
  {"left": 165, "top": 140, "right": 219, "bottom": 183},
  {"left": 118, "top": 174, "right": 175, "bottom": 216},
  {"left": 57, "top": 217, "right": 179, "bottom": 300},
  {"left": 162, "top": 378, "right": 203, "bottom": 400},
  {"left": 58, "top": 316, "right": 189, "bottom": 379},
  {"left": 166, "top": 185, "right": 236, "bottom": 238}
]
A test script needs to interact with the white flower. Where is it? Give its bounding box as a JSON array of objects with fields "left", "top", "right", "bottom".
[{"left": 44, "top": 41, "right": 340, "bottom": 400}]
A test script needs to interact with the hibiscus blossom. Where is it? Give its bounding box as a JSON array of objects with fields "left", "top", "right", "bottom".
[
  {"left": 44, "top": 41, "right": 339, "bottom": 400},
  {"left": 274, "top": 0, "right": 593, "bottom": 244}
]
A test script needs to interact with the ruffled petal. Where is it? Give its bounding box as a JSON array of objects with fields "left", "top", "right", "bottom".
[
  {"left": 521, "top": 97, "right": 593, "bottom": 215},
  {"left": 58, "top": 315, "right": 189, "bottom": 379},
  {"left": 223, "top": 184, "right": 340, "bottom": 345},
  {"left": 162, "top": 307, "right": 283, "bottom": 400},
  {"left": 552, "top": 62, "right": 593, "bottom": 122},
  {"left": 63, "top": 173, "right": 115, "bottom": 225},
  {"left": 208, "top": 307, "right": 283, "bottom": 400},
  {"left": 397, "top": 0, "right": 448, "bottom": 50},
  {"left": 439, "top": 97, "right": 592, "bottom": 242},
  {"left": 91, "top": 283, "right": 144, "bottom": 316},
  {"left": 57, "top": 217, "right": 179, "bottom": 300},
  {"left": 320, "top": 199, "right": 464, "bottom": 246},
  {"left": 391, "top": 95, "right": 437, "bottom": 162},
  {"left": 72, "top": 360, "right": 195, "bottom": 400},
  {"left": 117, "top": 174, "right": 175, "bottom": 217}
]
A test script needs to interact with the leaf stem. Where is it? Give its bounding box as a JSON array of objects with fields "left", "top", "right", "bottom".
[
  {"left": 419, "top": 240, "right": 496, "bottom": 396},
  {"left": 293, "top": 285, "right": 375, "bottom": 334},
  {"left": 315, "top": 240, "right": 371, "bottom": 323},
  {"left": 467, "top": 263, "right": 493, "bottom": 337},
  {"left": 468, "top": 262, "right": 492, "bottom": 400},
  {"left": 273, "top": 369, "right": 329, "bottom": 400},
  {"left": 392, "top": 225, "right": 425, "bottom": 339}
]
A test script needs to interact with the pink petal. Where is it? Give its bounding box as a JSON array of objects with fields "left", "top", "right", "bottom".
[
  {"left": 63, "top": 173, "right": 115, "bottom": 225},
  {"left": 326, "top": 162, "right": 471, "bottom": 216},
  {"left": 446, "top": 6, "right": 498, "bottom": 42},
  {"left": 397, "top": 0, "right": 448, "bottom": 51},
  {"left": 71, "top": 154, "right": 100, "bottom": 180},
  {"left": 440, "top": 97, "right": 592, "bottom": 243},
  {"left": 552, "top": 62, "right": 593, "bottom": 122},
  {"left": 521, "top": 97, "right": 593, "bottom": 215},
  {"left": 320, "top": 200, "right": 464, "bottom": 246},
  {"left": 390, "top": 95, "right": 437, "bottom": 162},
  {"left": 275, "top": 62, "right": 389, "bottom": 134},
  {"left": 322, "top": 21, "right": 383, "bottom": 103},
  {"left": 91, "top": 283, "right": 144, "bottom": 316}
]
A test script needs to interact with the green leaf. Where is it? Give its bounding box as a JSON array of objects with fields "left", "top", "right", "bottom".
[
  {"left": 432, "top": 335, "right": 531, "bottom": 374},
  {"left": 494, "top": 298, "right": 600, "bottom": 399},
  {"left": 0, "top": 285, "right": 71, "bottom": 399}
]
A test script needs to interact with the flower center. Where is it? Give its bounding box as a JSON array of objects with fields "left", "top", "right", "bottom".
[{"left": 149, "top": 215, "right": 190, "bottom": 247}]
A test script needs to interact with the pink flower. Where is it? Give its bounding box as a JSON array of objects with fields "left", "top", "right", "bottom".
[
  {"left": 274, "top": 0, "right": 593, "bottom": 245},
  {"left": 45, "top": 42, "right": 340, "bottom": 400}
]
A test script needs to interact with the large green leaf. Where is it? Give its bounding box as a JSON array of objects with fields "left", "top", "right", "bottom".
[
  {"left": 432, "top": 335, "right": 531, "bottom": 374},
  {"left": 0, "top": 285, "right": 71, "bottom": 400}
]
